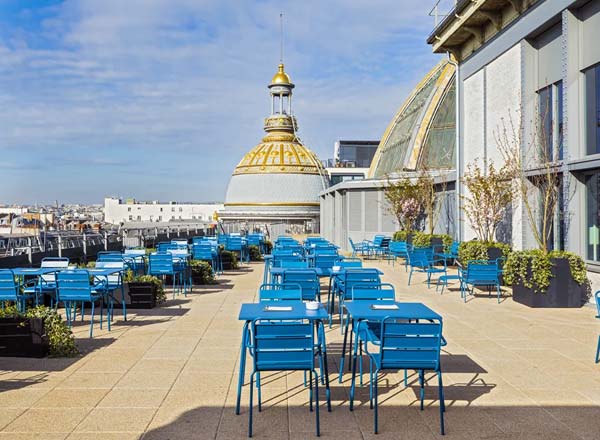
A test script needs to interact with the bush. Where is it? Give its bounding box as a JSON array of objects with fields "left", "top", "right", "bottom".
[
  {"left": 412, "top": 232, "right": 453, "bottom": 248},
  {"left": 393, "top": 230, "right": 411, "bottom": 242},
  {"left": 189, "top": 260, "right": 217, "bottom": 285},
  {"left": 458, "top": 241, "right": 511, "bottom": 264},
  {"left": 220, "top": 250, "right": 239, "bottom": 269},
  {"left": 123, "top": 271, "right": 167, "bottom": 304},
  {"left": 503, "top": 249, "right": 587, "bottom": 293},
  {"left": 249, "top": 245, "right": 262, "bottom": 261},
  {"left": 0, "top": 305, "right": 79, "bottom": 357},
  {"left": 264, "top": 240, "right": 273, "bottom": 254}
]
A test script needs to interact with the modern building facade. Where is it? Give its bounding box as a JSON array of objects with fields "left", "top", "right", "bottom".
[
  {"left": 427, "top": 0, "right": 600, "bottom": 285},
  {"left": 320, "top": 60, "right": 457, "bottom": 250},
  {"left": 104, "top": 197, "right": 222, "bottom": 224},
  {"left": 219, "top": 64, "right": 328, "bottom": 235}
]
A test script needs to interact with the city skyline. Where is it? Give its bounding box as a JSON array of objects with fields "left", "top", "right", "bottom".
[{"left": 0, "top": 0, "right": 442, "bottom": 204}]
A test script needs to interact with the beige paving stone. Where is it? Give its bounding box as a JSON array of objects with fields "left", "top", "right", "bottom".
[
  {"left": 55, "top": 372, "right": 124, "bottom": 390},
  {"left": 32, "top": 388, "right": 109, "bottom": 408},
  {"left": 0, "top": 389, "right": 50, "bottom": 408},
  {"left": 74, "top": 407, "right": 156, "bottom": 432},
  {"left": 3, "top": 408, "right": 90, "bottom": 433},
  {"left": 97, "top": 388, "right": 169, "bottom": 408},
  {"left": 67, "top": 433, "right": 143, "bottom": 440},
  {"left": 0, "top": 408, "right": 25, "bottom": 430}
]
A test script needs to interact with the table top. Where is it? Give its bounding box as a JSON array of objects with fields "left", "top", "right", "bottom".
[
  {"left": 11, "top": 267, "right": 61, "bottom": 276},
  {"left": 239, "top": 301, "right": 328, "bottom": 321},
  {"left": 86, "top": 268, "right": 125, "bottom": 276},
  {"left": 343, "top": 301, "right": 442, "bottom": 321}
]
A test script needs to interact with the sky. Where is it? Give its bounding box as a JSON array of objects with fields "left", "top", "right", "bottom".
[{"left": 0, "top": 0, "right": 443, "bottom": 205}]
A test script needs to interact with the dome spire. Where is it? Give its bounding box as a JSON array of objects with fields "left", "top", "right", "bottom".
[{"left": 280, "top": 12, "right": 284, "bottom": 64}]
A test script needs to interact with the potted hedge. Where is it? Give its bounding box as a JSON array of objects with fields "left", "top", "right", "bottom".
[
  {"left": 248, "top": 245, "right": 263, "bottom": 262},
  {"left": 123, "top": 271, "right": 166, "bottom": 309},
  {"left": 190, "top": 260, "right": 217, "bottom": 285},
  {"left": 504, "top": 250, "right": 589, "bottom": 308},
  {"left": 393, "top": 230, "right": 414, "bottom": 244},
  {"left": 412, "top": 232, "right": 452, "bottom": 250},
  {"left": 220, "top": 250, "right": 239, "bottom": 270},
  {"left": 458, "top": 241, "right": 511, "bottom": 265},
  {"left": 0, "top": 305, "right": 78, "bottom": 358}
]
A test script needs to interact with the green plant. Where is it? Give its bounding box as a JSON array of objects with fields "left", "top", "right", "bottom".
[
  {"left": 264, "top": 240, "right": 273, "bottom": 253},
  {"left": 458, "top": 241, "right": 511, "bottom": 264},
  {"left": 220, "top": 250, "right": 239, "bottom": 269},
  {"left": 393, "top": 230, "right": 412, "bottom": 242},
  {"left": 248, "top": 245, "right": 263, "bottom": 261},
  {"left": 189, "top": 260, "right": 217, "bottom": 285},
  {"left": 123, "top": 270, "right": 166, "bottom": 304},
  {"left": 412, "top": 232, "right": 453, "bottom": 248},
  {"left": 504, "top": 249, "right": 588, "bottom": 293},
  {"left": 0, "top": 305, "right": 78, "bottom": 357}
]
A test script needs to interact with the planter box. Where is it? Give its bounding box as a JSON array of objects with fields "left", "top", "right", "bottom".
[
  {"left": 512, "top": 258, "right": 585, "bottom": 308},
  {"left": 220, "top": 254, "right": 238, "bottom": 270},
  {"left": 126, "top": 282, "right": 157, "bottom": 309},
  {"left": 0, "top": 317, "right": 48, "bottom": 358}
]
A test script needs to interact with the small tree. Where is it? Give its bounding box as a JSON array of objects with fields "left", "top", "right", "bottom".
[
  {"left": 384, "top": 178, "right": 423, "bottom": 231},
  {"left": 461, "top": 160, "right": 514, "bottom": 242},
  {"left": 496, "top": 110, "right": 562, "bottom": 253},
  {"left": 414, "top": 172, "right": 438, "bottom": 235}
]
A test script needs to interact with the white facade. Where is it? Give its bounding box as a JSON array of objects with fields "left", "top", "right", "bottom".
[{"left": 104, "top": 197, "right": 223, "bottom": 224}]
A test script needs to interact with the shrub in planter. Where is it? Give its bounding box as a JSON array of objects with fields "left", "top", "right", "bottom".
[
  {"left": 220, "top": 250, "right": 239, "bottom": 270},
  {"left": 264, "top": 240, "right": 273, "bottom": 254},
  {"left": 123, "top": 271, "right": 166, "bottom": 308},
  {"left": 248, "top": 245, "right": 263, "bottom": 262},
  {"left": 393, "top": 230, "right": 411, "bottom": 242},
  {"left": 503, "top": 250, "right": 589, "bottom": 307},
  {"left": 189, "top": 260, "right": 217, "bottom": 285},
  {"left": 458, "top": 241, "right": 511, "bottom": 264},
  {"left": 0, "top": 305, "right": 78, "bottom": 357},
  {"left": 412, "top": 232, "right": 453, "bottom": 249}
]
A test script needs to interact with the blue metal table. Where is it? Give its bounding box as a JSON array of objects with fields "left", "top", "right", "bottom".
[
  {"left": 341, "top": 301, "right": 443, "bottom": 410},
  {"left": 236, "top": 301, "right": 330, "bottom": 415},
  {"left": 87, "top": 268, "right": 127, "bottom": 321}
]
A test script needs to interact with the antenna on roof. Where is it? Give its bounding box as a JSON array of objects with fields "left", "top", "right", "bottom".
[{"left": 280, "top": 12, "right": 284, "bottom": 64}]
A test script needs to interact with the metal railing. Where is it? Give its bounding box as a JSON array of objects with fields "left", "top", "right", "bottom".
[{"left": 429, "top": 0, "right": 457, "bottom": 28}]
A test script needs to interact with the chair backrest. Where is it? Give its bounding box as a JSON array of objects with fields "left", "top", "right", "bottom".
[
  {"left": 389, "top": 241, "right": 408, "bottom": 253},
  {"left": 168, "top": 249, "right": 189, "bottom": 259},
  {"left": 94, "top": 260, "right": 124, "bottom": 285},
  {"left": 313, "top": 254, "right": 339, "bottom": 270},
  {"left": 258, "top": 283, "right": 303, "bottom": 302},
  {"left": 40, "top": 257, "right": 70, "bottom": 283},
  {"left": 124, "top": 248, "right": 146, "bottom": 257},
  {"left": 97, "top": 253, "right": 124, "bottom": 262},
  {"left": 272, "top": 253, "right": 303, "bottom": 268},
  {"left": 280, "top": 260, "right": 309, "bottom": 269},
  {"left": 148, "top": 253, "right": 174, "bottom": 275},
  {"left": 192, "top": 243, "right": 214, "bottom": 261},
  {"left": 171, "top": 239, "right": 188, "bottom": 248},
  {"left": 157, "top": 242, "right": 178, "bottom": 252},
  {"left": 56, "top": 270, "right": 94, "bottom": 301},
  {"left": 339, "top": 269, "right": 381, "bottom": 299},
  {"left": 282, "top": 269, "right": 319, "bottom": 301},
  {"left": 226, "top": 235, "right": 244, "bottom": 251},
  {"left": 351, "top": 283, "right": 395, "bottom": 301},
  {"left": 450, "top": 241, "right": 460, "bottom": 255},
  {"left": 465, "top": 261, "right": 500, "bottom": 283},
  {"left": 336, "top": 258, "right": 363, "bottom": 268},
  {"left": 0, "top": 269, "right": 18, "bottom": 299},
  {"left": 408, "top": 248, "right": 433, "bottom": 268},
  {"left": 275, "top": 244, "right": 304, "bottom": 254},
  {"left": 379, "top": 318, "right": 443, "bottom": 371},
  {"left": 252, "top": 320, "right": 315, "bottom": 371},
  {"left": 348, "top": 238, "right": 357, "bottom": 250}
]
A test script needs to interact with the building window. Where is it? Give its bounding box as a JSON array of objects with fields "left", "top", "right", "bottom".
[
  {"left": 537, "top": 81, "right": 563, "bottom": 161},
  {"left": 171, "top": 207, "right": 175, "bottom": 212},
  {"left": 137, "top": 215, "right": 141, "bottom": 221},
  {"left": 160, "top": 207, "right": 163, "bottom": 212},
  {"left": 128, "top": 215, "right": 133, "bottom": 221},
  {"left": 127, "top": 207, "right": 131, "bottom": 212},
  {"left": 585, "top": 63, "right": 600, "bottom": 155},
  {"left": 179, "top": 207, "right": 183, "bottom": 212},
  {"left": 586, "top": 171, "right": 600, "bottom": 261},
  {"left": 158, "top": 216, "right": 162, "bottom": 221}
]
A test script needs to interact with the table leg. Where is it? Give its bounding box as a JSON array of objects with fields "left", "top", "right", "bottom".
[
  {"left": 349, "top": 318, "right": 360, "bottom": 411},
  {"left": 319, "top": 321, "right": 331, "bottom": 412},
  {"left": 235, "top": 321, "right": 249, "bottom": 415},
  {"left": 339, "top": 315, "right": 350, "bottom": 383}
]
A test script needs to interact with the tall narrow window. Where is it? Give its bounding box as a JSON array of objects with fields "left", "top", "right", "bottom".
[
  {"left": 586, "top": 172, "right": 600, "bottom": 261},
  {"left": 585, "top": 64, "right": 600, "bottom": 155},
  {"left": 538, "top": 85, "right": 553, "bottom": 160},
  {"left": 556, "top": 81, "right": 563, "bottom": 160}
]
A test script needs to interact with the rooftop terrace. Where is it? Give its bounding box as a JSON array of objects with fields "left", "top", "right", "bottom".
[{"left": 1, "top": 260, "right": 599, "bottom": 439}]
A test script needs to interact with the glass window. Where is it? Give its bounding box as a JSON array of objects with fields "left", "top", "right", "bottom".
[
  {"left": 586, "top": 171, "right": 600, "bottom": 261},
  {"left": 585, "top": 64, "right": 600, "bottom": 155},
  {"left": 557, "top": 81, "right": 563, "bottom": 160},
  {"left": 538, "top": 85, "right": 553, "bottom": 160}
]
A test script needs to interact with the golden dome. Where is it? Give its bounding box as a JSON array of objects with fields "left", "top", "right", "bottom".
[{"left": 271, "top": 63, "right": 292, "bottom": 84}]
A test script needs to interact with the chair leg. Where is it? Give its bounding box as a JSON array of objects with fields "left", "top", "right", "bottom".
[
  {"left": 408, "top": 270, "right": 412, "bottom": 286},
  {"left": 313, "top": 368, "right": 320, "bottom": 437},
  {"left": 438, "top": 371, "right": 445, "bottom": 435},
  {"left": 89, "top": 301, "right": 95, "bottom": 338},
  {"left": 419, "top": 370, "right": 425, "bottom": 410},
  {"left": 257, "top": 372, "right": 262, "bottom": 412},
  {"left": 595, "top": 335, "right": 600, "bottom": 364},
  {"left": 249, "top": 372, "right": 254, "bottom": 438},
  {"left": 309, "top": 370, "right": 313, "bottom": 412},
  {"left": 373, "top": 369, "right": 379, "bottom": 434}
]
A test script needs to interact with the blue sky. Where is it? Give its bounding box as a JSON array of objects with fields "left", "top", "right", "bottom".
[{"left": 0, "top": 0, "right": 442, "bottom": 204}]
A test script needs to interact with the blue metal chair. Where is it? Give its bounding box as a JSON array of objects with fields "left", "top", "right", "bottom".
[
  {"left": 281, "top": 269, "right": 320, "bottom": 301},
  {"left": 435, "top": 241, "right": 460, "bottom": 265},
  {"left": 367, "top": 235, "right": 391, "bottom": 259},
  {"left": 333, "top": 269, "right": 381, "bottom": 330},
  {"left": 389, "top": 241, "right": 410, "bottom": 270},
  {"left": 0, "top": 269, "right": 36, "bottom": 312},
  {"left": 279, "top": 260, "right": 309, "bottom": 269},
  {"left": 227, "top": 235, "right": 249, "bottom": 263},
  {"left": 460, "top": 259, "right": 502, "bottom": 303},
  {"left": 22, "top": 257, "right": 70, "bottom": 307},
  {"left": 356, "top": 318, "right": 445, "bottom": 435},
  {"left": 148, "top": 252, "right": 183, "bottom": 299},
  {"left": 407, "top": 247, "right": 447, "bottom": 288},
  {"left": 192, "top": 243, "right": 221, "bottom": 276},
  {"left": 349, "top": 238, "right": 370, "bottom": 258},
  {"left": 95, "top": 260, "right": 126, "bottom": 321},
  {"left": 336, "top": 258, "right": 363, "bottom": 268},
  {"left": 56, "top": 270, "right": 110, "bottom": 337},
  {"left": 311, "top": 254, "right": 339, "bottom": 277},
  {"left": 248, "top": 319, "right": 324, "bottom": 437},
  {"left": 594, "top": 290, "right": 599, "bottom": 364}
]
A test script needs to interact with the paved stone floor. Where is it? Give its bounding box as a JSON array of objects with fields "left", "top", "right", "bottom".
[{"left": 1, "top": 260, "right": 599, "bottom": 439}]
